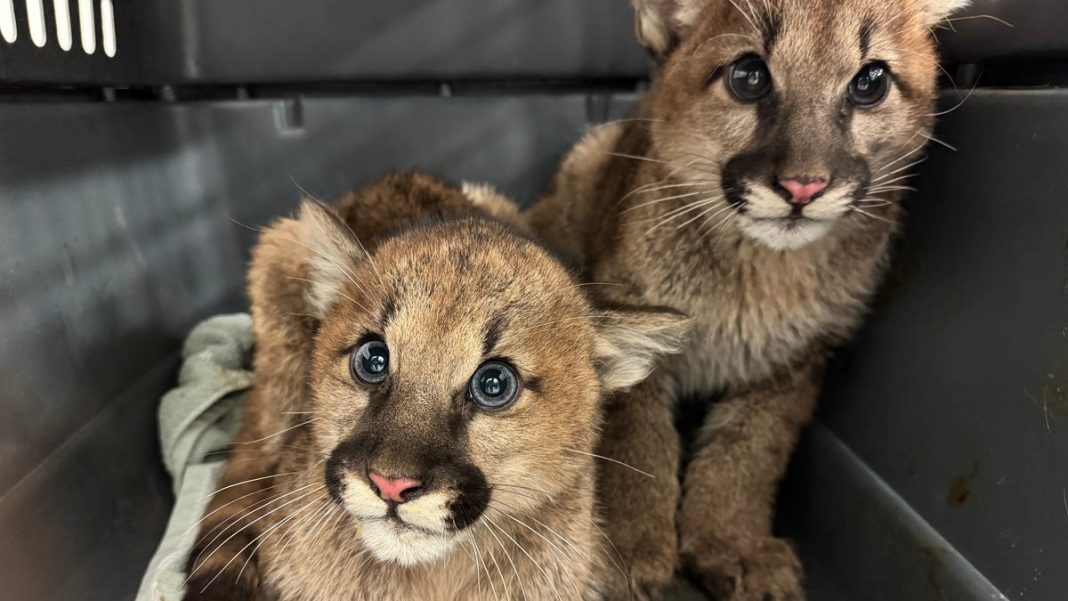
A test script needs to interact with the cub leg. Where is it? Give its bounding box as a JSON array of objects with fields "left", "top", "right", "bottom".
[
  {"left": 678, "top": 366, "right": 821, "bottom": 601},
  {"left": 598, "top": 371, "right": 680, "bottom": 600},
  {"left": 185, "top": 439, "right": 278, "bottom": 601}
]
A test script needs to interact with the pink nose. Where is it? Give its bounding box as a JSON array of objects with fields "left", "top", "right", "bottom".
[
  {"left": 368, "top": 472, "right": 422, "bottom": 503},
  {"left": 778, "top": 179, "right": 829, "bottom": 205}
]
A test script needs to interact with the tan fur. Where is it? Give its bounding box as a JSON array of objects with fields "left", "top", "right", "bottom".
[
  {"left": 527, "top": 1, "right": 968, "bottom": 599},
  {"left": 186, "top": 172, "right": 689, "bottom": 600}
]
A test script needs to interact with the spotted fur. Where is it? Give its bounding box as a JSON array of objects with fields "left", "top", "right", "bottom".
[
  {"left": 186, "top": 172, "right": 690, "bottom": 600},
  {"left": 527, "top": 1, "right": 969, "bottom": 599}
]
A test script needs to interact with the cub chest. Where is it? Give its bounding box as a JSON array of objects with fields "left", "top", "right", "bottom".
[{"left": 670, "top": 279, "right": 868, "bottom": 396}]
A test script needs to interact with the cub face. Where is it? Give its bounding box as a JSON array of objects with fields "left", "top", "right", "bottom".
[
  {"left": 285, "top": 199, "right": 688, "bottom": 566},
  {"left": 632, "top": 0, "right": 970, "bottom": 250}
]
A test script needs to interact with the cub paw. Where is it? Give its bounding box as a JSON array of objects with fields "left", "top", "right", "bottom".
[
  {"left": 185, "top": 536, "right": 261, "bottom": 601},
  {"left": 184, "top": 576, "right": 259, "bottom": 601},
  {"left": 604, "top": 542, "right": 678, "bottom": 600},
  {"left": 681, "top": 536, "right": 804, "bottom": 601}
]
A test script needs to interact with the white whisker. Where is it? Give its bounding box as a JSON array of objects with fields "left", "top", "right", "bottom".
[
  {"left": 637, "top": 195, "right": 726, "bottom": 238},
  {"left": 561, "top": 448, "right": 655, "bottom": 479},
  {"left": 676, "top": 199, "right": 735, "bottom": 230},
  {"left": 921, "top": 133, "right": 957, "bottom": 152},
  {"left": 192, "top": 483, "right": 320, "bottom": 570},
  {"left": 486, "top": 517, "right": 565, "bottom": 601},
  {"left": 606, "top": 151, "right": 666, "bottom": 164},
  {"left": 727, "top": 0, "right": 761, "bottom": 35},
  {"left": 201, "top": 470, "right": 306, "bottom": 499},
  {"left": 191, "top": 486, "right": 324, "bottom": 586},
  {"left": 232, "top": 419, "right": 315, "bottom": 446},
  {"left": 851, "top": 206, "right": 896, "bottom": 226},
  {"left": 201, "top": 492, "right": 323, "bottom": 593},
  {"left": 945, "top": 14, "right": 1014, "bottom": 28},
  {"left": 623, "top": 190, "right": 707, "bottom": 213},
  {"left": 926, "top": 77, "right": 980, "bottom": 118}
]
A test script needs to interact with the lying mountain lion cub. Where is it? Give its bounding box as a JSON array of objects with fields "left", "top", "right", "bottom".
[{"left": 185, "top": 172, "right": 690, "bottom": 600}]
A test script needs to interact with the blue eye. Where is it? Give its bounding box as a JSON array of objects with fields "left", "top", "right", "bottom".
[
  {"left": 351, "top": 339, "right": 389, "bottom": 385},
  {"left": 469, "top": 361, "right": 520, "bottom": 411}
]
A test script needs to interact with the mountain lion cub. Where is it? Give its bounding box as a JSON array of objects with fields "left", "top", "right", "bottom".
[
  {"left": 528, "top": 1, "right": 971, "bottom": 599},
  {"left": 185, "top": 172, "right": 690, "bottom": 600}
]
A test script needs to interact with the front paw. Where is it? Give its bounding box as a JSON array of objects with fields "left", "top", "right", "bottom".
[
  {"left": 185, "top": 576, "right": 259, "bottom": 601},
  {"left": 185, "top": 538, "right": 261, "bottom": 601},
  {"left": 681, "top": 536, "right": 804, "bottom": 601},
  {"left": 603, "top": 536, "right": 678, "bottom": 600}
]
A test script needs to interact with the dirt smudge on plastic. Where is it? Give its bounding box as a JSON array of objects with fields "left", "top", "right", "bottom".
[
  {"left": 947, "top": 462, "right": 979, "bottom": 508},
  {"left": 920, "top": 546, "right": 949, "bottom": 601}
]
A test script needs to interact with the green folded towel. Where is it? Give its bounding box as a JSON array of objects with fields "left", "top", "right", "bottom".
[{"left": 136, "top": 314, "right": 254, "bottom": 601}]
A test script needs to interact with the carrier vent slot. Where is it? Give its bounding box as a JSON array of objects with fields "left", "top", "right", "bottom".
[
  {"left": 99, "top": 0, "right": 113, "bottom": 56},
  {"left": 1, "top": 0, "right": 16, "bottom": 43},
  {"left": 77, "top": 0, "right": 94, "bottom": 54},
  {"left": 53, "top": 0, "right": 71, "bottom": 50},
  {"left": 26, "top": 0, "right": 45, "bottom": 47},
  {"left": 0, "top": 0, "right": 115, "bottom": 55}
]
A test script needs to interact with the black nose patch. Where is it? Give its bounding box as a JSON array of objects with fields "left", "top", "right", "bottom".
[
  {"left": 325, "top": 437, "right": 361, "bottom": 506},
  {"left": 326, "top": 435, "right": 491, "bottom": 531},
  {"left": 445, "top": 463, "right": 491, "bottom": 531},
  {"left": 722, "top": 151, "right": 771, "bottom": 208}
]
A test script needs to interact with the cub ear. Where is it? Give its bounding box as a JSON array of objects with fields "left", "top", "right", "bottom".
[
  {"left": 249, "top": 199, "right": 368, "bottom": 322},
  {"left": 631, "top": 0, "right": 706, "bottom": 57},
  {"left": 293, "top": 200, "right": 368, "bottom": 319},
  {"left": 461, "top": 181, "right": 526, "bottom": 230},
  {"left": 918, "top": 0, "right": 971, "bottom": 27},
  {"left": 593, "top": 307, "right": 692, "bottom": 391}
]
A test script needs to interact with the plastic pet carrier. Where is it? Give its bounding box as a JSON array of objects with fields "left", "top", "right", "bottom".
[{"left": 0, "top": 1, "right": 1065, "bottom": 600}]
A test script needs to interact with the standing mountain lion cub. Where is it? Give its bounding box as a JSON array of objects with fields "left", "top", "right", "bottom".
[
  {"left": 528, "top": 1, "right": 971, "bottom": 599},
  {"left": 185, "top": 172, "right": 690, "bottom": 600}
]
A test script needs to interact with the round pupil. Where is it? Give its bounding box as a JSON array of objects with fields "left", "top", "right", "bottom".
[
  {"left": 857, "top": 67, "right": 883, "bottom": 94},
  {"left": 363, "top": 349, "right": 386, "bottom": 374},
  {"left": 728, "top": 56, "right": 771, "bottom": 102},
  {"left": 480, "top": 369, "right": 505, "bottom": 396}
]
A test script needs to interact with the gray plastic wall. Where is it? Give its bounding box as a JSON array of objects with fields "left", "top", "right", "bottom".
[{"left": 0, "top": 1, "right": 1064, "bottom": 600}]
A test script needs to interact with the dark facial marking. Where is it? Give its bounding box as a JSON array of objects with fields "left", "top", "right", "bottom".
[
  {"left": 364, "top": 380, "right": 394, "bottom": 414},
  {"left": 890, "top": 71, "right": 915, "bottom": 100},
  {"left": 525, "top": 377, "right": 543, "bottom": 394},
  {"left": 760, "top": 10, "right": 783, "bottom": 54},
  {"left": 722, "top": 79, "right": 873, "bottom": 209},
  {"left": 325, "top": 438, "right": 362, "bottom": 505},
  {"left": 859, "top": 18, "right": 875, "bottom": 59},
  {"left": 380, "top": 291, "right": 397, "bottom": 328},
  {"left": 446, "top": 464, "right": 491, "bottom": 531},
  {"left": 482, "top": 313, "right": 508, "bottom": 357}
]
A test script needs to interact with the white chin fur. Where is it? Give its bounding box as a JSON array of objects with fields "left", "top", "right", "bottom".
[
  {"left": 360, "top": 519, "right": 457, "bottom": 566},
  {"left": 738, "top": 217, "right": 834, "bottom": 251}
]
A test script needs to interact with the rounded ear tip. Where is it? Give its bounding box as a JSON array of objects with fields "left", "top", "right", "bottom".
[
  {"left": 297, "top": 198, "right": 350, "bottom": 235},
  {"left": 298, "top": 197, "right": 329, "bottom": 218},
  {"left": 635, "top": 9, "right": 676, "bottom": 58},
  {"left": 922, "top": 0, "right": 974, "bottom": 26}
]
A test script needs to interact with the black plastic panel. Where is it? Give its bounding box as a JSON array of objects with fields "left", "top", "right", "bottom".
[
  {"left": 940, "top": 0, "right": 1068, "bottom": 63},
  {"left": 0, "top": 360, "right": 174, "bottom": 601},
  {"left": 0, "top": 0, "right": 650, "bottom": 86},
  {"left": 0, "top": 0, "right": 180, "bottom": 85},
  {"left": 1, "top": 1, "right": 1061, "bottom": 88},
  {"left": 171, "top": 0, "right": 650, "bottom": 83},
  {"left": 817, "top": 89, "right": 1068, "bottom": 601}
]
